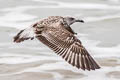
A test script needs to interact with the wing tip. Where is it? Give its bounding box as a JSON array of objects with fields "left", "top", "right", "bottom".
[
  {"left": 66, "top": 53, "right": 101, "bottom": 71},
  {"left": 13, "top": 29, "right": 34, "bottom": 43},
  {"left": 76, "top": 64, "right": 100, "bottom": 71}
]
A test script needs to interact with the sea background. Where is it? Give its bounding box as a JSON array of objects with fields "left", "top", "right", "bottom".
[{"left": 0, "top": 0, "right": 120, "bottom": 80}]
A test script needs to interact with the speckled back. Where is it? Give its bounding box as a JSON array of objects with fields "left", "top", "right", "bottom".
[{"left": 36, "top": 16, "right": 64, "bottom": 27}]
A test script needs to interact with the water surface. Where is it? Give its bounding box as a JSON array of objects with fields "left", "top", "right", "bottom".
[{"left": 0, "top": 0, "right": 120, "bottom": 80}]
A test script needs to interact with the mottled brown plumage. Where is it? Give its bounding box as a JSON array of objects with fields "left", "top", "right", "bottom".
[{"left": 14, "top": 16, "right": 100, "bottom": 70}]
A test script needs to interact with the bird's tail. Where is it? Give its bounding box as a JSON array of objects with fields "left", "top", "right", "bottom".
[{"left": 14, "top": 27, "right": 35, "bottom": 43}]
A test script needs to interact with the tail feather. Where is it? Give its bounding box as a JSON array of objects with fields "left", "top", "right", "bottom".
[{"left": 14, "top": 27, "right": 35, "bottom": 43}]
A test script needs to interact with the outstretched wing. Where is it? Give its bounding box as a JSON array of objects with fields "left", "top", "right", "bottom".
[{"left": 36, "top": 27, "right": 100, "bottom": 71}]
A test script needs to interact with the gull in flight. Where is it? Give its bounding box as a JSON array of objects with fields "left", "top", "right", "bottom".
[{"left": 14, "top": 16, "right": 100, "bottom": 71}]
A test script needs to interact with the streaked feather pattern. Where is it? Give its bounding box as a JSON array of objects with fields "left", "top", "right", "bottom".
[
  {"left": 14, "top": 16, "right": 100, "bottom": 70},
  {"left": 36, "top": 25, "right": 100, "bottom": 70}
]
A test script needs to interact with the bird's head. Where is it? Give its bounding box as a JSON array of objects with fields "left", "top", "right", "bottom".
[{"left": 63, "top": 17, "right": 84, "bottom": 26}]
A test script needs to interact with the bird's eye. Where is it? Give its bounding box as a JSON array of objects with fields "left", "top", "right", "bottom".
[{"left": 70, "top": 18, "right": 74, "bottom": 20}]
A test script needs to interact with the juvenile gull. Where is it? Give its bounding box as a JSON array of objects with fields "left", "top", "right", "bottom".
[{"left": 14, "top": 16, "right": 100, "bottom": 71}]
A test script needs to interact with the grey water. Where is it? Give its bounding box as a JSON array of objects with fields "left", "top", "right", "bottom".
[{"left": 0, "top": 0, "right": 120, "bottom": 80}]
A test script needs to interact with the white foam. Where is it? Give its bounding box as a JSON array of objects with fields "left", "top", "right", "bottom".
[
  {"left": 59, "top": 3, "right": 120, "bottom": 10},
  {"left": 108, "top": 0, "right": 120, "bottom": 4},
  {"left": 33, "top": 0, "right": 120, "bottom": 10},
  {"left": 0, "top": 53, "right": 39, "bottom": 64},
  {"left": 0, "top": 12, "right": 35, "bottom": 22},
  {"left": 17, "top": 60, "right": 120, "bottom": 80},
  {"left": 83, "top": 15, "right": 120, "bottom": 22},
  {"left": 0, "top": 6, "right": 38, "bottom": 29},
  {"left": 0, "top": 51, "right": 61, "bottom": 64},
  {"left": 77, "top": 34, "right": 120, "bottom": 58},
  {"left": 0, "top": 1, "right": 120, "bottom": 30}
]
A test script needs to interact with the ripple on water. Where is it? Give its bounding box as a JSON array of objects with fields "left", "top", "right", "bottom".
[
  {"left": 47, "top": 69, "right": 86, "bottom": 79},
  {"left": 0, "top": 72, "right": 54, "bottom": 80},
  {"left": 106, "top": 71, "right": 120, "bottom": 79}
]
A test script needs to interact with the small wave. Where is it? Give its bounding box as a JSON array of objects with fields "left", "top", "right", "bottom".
[
  {"left": 33, "top": 0, "right": 120, "bottom": 10},
  {"left": 0, "top": 1, "right": 120, "bottom": 30},
  {"left": 77, "top": 34, "right": 120, "bottom": 58},
  {"left": 0, "top": 6, "right": 38, "bottom": 29},
  {"left": 83, "top": 15, "right": 120, "bottom": 22}
]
